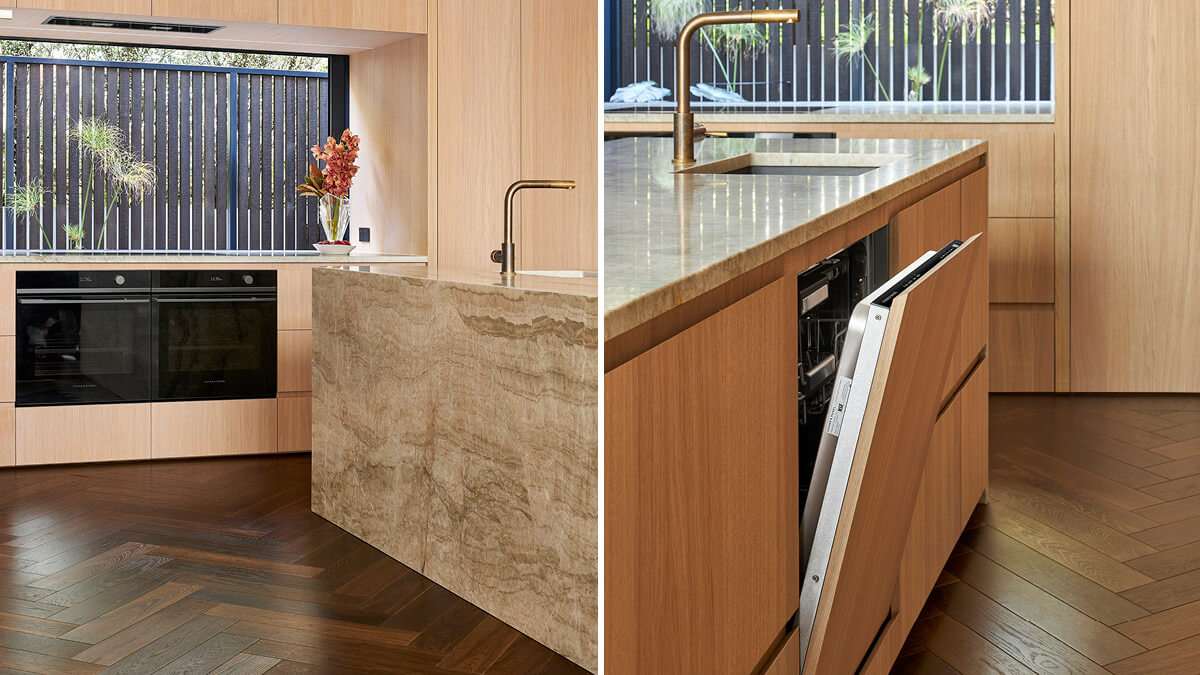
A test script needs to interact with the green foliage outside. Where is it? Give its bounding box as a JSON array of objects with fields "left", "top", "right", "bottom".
[{"left": 0, "top": 39, "right": 327, "bottom": 72}]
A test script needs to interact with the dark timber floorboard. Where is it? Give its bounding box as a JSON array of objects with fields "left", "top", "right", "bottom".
[
  {"left": 894, "top": 395, "right": 1200, "bottom": 674},
  {"left": 0, "top": 455, "right": 585, "bottom": 674}
]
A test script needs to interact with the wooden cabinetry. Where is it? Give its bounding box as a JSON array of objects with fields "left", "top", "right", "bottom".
[
  {"left": 278, "top": 0, "right": 426, "bottom": 32},
  {"left": 277, "top": 394, "right": 311, "bottom": 453},
  {"left": 15, "top": 0, "right": 152, "bottom": 13},
  {"left": 151, "top": 0, "right": 276, "bottom": 23},
  {"left": 1070, "top": 0, "right": 1200, "bottom": 391},
  {"left": 437, "top": 0, "right": 597, "bottom": 272},
  {"left": 518, "top": 0, "right": 598, "bottom": 272},
  {"left": 151, "top": 399, "right": 277, "bottom": 458},
  {"left": 278, "top": 330, "right": 312, "bottom": 393},
  {"left": 606, "top": 277, "right": 799, "bottom": 675},
  {"left": 16, "top": 404, "right": 151, "bottom": 465}
]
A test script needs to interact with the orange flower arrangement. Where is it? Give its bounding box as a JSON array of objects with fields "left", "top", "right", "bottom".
[{"left": 297, "top": 129, "right": 360, "bottom": 200}]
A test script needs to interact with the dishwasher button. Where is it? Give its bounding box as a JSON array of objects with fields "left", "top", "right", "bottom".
[{"left": 114, "top": 275, "right": 125, "bottom": 286}]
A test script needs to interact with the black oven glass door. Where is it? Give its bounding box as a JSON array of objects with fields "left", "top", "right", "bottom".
[
  {"left": 154, "top": 294, "right": 277, "bottom": 401},
  {"left": 16, "top": 295, "right": 152, "bottom": 406}
]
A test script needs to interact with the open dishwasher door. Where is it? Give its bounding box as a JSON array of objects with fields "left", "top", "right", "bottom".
[{"left": 797, "top": 233, "right": 981, "bottom": 674}]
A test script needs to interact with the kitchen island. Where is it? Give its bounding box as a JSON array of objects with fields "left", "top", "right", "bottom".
[
  {"left": 604, "top": 136, "right": 988, "bottom": 674},
  {"left": 310, "top": 264, "right": 598, "bottom": 672}
]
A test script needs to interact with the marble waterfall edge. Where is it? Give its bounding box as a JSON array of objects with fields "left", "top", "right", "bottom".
[{"left": 311, "top": 267, "right": 598, "bottom": 671}]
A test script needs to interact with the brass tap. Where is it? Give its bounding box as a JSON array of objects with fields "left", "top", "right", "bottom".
[
  {"left": 492, "top": 180, "right": 576, "bottom": 276},
  {"left": 673, "top": 9, "right": 801, "bottom": 168}
]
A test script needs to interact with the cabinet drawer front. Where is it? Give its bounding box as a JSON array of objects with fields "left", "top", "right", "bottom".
[
  {"left": 990, "top": 307, "right": 1054, "bottom": 392},
  {"left": 990, "top": 218, "right": 1054, "bottom": 303},
  {"left": 17, "top": 404, "right": 150, "bottom": 465},
  {"left": 151, "top": 399, "right": 276, "bottom": 458}
]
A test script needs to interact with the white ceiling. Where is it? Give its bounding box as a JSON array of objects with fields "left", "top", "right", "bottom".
[{"left": 0, "top": 7, "right": 413, "bottom": 55}]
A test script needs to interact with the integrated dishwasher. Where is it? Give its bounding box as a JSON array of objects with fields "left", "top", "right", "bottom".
[{"left": 795, "top": 229, "right": 969, "bottom": 667}]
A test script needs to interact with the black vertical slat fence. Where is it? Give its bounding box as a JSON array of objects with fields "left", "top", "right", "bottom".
[
  {"left": 0, "top": 56, "right": 329, "bottom": 252},
  {"left": 615, "top": 0, "right": 1054, "bottom": 104}
]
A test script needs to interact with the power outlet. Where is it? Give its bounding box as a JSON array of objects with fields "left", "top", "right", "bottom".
[{"left": 358, "top": 227, "right": 371, "bottom": 243}]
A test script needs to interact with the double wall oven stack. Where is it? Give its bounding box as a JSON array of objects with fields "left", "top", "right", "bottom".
[{"left": 16, "top": 270, "right": 277, "bottom": 407}]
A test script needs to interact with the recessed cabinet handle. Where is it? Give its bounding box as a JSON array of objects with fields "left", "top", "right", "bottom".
[{"left": 17, "top": 298, "right": 150, "bottom": 305}]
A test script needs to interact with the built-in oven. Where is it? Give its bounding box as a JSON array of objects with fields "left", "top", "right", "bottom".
[
  {"left": 15, "top": 271, "right": 153, "bottom": 406},
  {"left": 152, "top": 270, "right": 277, "bottom": 402}
]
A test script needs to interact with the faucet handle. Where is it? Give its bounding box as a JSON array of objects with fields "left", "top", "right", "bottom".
[{"left": 490, "top": 249, "right": 504, "bottom": 264}]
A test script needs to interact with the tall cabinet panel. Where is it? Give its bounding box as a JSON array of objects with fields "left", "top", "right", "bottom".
[
  {"left": 1071, "top": 1, "right": 1200, "bottom": 391},
  {"left": 435, "top": 0, "right": 521, "bottom": 271},
  {"left": 436, "top": 0, "right": 596, "bottom": 273},
  {"left": 519, "top": 0, "right": 599, "bottom": 272}
]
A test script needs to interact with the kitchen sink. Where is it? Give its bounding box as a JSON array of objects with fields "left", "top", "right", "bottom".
[
  {"left": 516, "top": 270, "right": 598, "bottom": 278},
  {"left": 677, "top": 151, "right": 905, "bottom": 177}
]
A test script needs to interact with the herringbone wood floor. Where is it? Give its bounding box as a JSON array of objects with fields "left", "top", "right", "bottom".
[
  {"left": 0, "top": 454, "right": 584, "bottom": 674},
  {"left": 894, "top": 395, "right": 1200, "bottom": 674}
]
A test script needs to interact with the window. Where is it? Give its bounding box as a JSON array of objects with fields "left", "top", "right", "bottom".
[
  {"left": 607, "top": 0, "right": 1054, "bottom": 106},
  {"left": 0, "top": 40, "right": 344, "bottom": 252}
]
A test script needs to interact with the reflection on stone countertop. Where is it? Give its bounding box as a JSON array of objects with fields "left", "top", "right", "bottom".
[{"left": 603, "top": 136, "right": 986, "bottom": 337}]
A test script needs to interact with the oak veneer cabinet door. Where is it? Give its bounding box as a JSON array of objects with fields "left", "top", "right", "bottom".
[
  {"left": 990, "top": 307, "right": 1054, "bottom": 392},
  {"left": 277, "top": 330, "right": 312, "bottom": 393},
  {"left": 277, "top": 266, "right": 313, "bottom": 330},
  {"left": 436, "top": 0, "right": 521, "bottom": 271},
  {"left": 151, "top": 399, "right": 276, "bottom": 458},
  {"left": 989, "top": 218, "right": 1054, "bottom": 303},
  {"left": 278, "top": 0, "right": 427, "bottom": 32},
  {"left": 802, "top": 236, "right": 980, "bottom": 675},
  {"left": 519, "top": 0, "right": 598, "bottom": 272},
  {"left": 605, "top": 276, "right": 799, "bottom": 674},
  {"left": 899, "top": 386, "right": 961, "bottom": 628},
  {"left": 16, "top": 404, "right": 151, "bottom": 465},
  {"left": 16, "top": 0, "right": 151, "bottom": 13},
  {"left": 0, "top": 405, "right": 13, "bottom": 467},
  {"left": 1071, "top": 1, "right": 1200, "bottom": 391},
  {"left": 277, "top": 395, "right": 311, "bottom": 453},
  {"left": 151, "top": 0, "right": 277, "bottom": 23}
]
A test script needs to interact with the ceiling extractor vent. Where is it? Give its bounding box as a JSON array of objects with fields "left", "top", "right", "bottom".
[{"left": 43, "top": 16, "right": 222, "bottom": 34}]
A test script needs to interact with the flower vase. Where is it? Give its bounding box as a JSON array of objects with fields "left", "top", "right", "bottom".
[{"left": 315, "top": 194, "right": 354, "bottom": 255}]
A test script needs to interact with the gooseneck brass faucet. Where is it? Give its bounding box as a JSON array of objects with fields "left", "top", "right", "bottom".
[
  {"left": 673, "top": 9, "right": 801, "bottom": 168},
  {"left": 492, "top": 179, "right": 576, "bottom": 276}
]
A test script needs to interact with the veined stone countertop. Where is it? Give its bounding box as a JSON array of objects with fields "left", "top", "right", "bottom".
[
  {"left": 319, "top": 263, "right": 597, "bottom": 297},
  {"left": 310, "top": 264, "right": 597, "bottom": 671},
  {"left": 605, "top": 100, "right": 1053, "bottom": 124},
  {"left": 0, "top": 252, "right": 428, "bottom": 264},
  {"left": 604, "top": 136, "right": 986, "bottom": 339}
]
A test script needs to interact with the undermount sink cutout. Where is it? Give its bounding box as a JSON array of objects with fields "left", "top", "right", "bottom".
[
  {"left": 516, "top": 270, "right": 598, "bottom": 278},
  {"left": 678, "top": 151, "right": 906, "bottom": 177}
]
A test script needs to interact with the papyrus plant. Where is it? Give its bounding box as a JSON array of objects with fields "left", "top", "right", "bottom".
[
  {"left": 929, "top": 0, "right": 996, "bottom": 100},
  {"left": 4, "top": 117, "right": 155, "bottom": 250}
]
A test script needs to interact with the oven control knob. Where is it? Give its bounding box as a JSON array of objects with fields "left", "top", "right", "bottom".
[
  {"left": 242, "top": 275, "right": 254, "bottom": 285},
  {"left": 114, "top": 275, "right": 125, "bottom": 286}
]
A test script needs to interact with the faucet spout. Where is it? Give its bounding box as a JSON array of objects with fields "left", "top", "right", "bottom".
[
  {"left": 673, "top": 9, "right": 801, "bottom": 168},
  {"left": 493, "top": 179, "right": 577, "bottom": 276}
]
